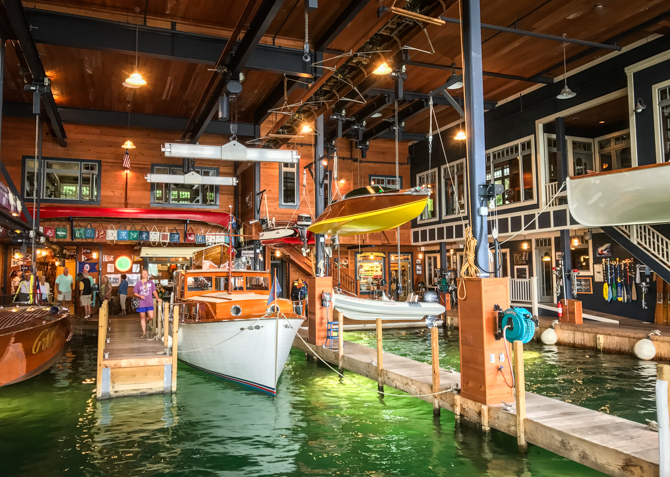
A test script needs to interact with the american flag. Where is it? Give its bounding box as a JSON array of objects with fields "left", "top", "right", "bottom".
[{"left": 123, "top": 149, "right": 131, "bottom": 170}]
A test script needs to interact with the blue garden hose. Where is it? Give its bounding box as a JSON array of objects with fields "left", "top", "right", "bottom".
[{"left": 500, "top": 307, "right": 536, "bottom": 344}]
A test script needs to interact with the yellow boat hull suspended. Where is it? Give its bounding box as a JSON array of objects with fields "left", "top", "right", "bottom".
[{"left": 308, "top": 188, "right": 430, "bottom": 236}]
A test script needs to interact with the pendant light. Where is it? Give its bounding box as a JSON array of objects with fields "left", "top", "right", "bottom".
[
  {"left": 542, "top": 252, "right": 551, "bottom": 262},
  {"left": 557, "top": 34, "right": 576, "bottom": 100},
  {"left": 446, "top": 64, "right": 463, "bottom": 90},
  {"left": 372, "top": 61, "right": 393, "bottom": 76},
  {"left": 123, "top": 7, "right": 147, "bottom": 88}
]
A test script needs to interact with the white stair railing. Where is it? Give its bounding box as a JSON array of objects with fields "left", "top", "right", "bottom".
[
  {"left": 544, "top": 181, "right": 559, "bottom": 207},
  {"left": 509, "top": 277, "right": 539, "bottom": 317},
  {"left": 616, "top": 224, "right": 670, "bottom": 271}
]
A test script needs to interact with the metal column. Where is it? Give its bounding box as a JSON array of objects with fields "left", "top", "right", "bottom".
[
  {"left": 314, "top": 115, "right": 325, "bottom": 276},
  {"left": 461, "top": 0, "right": 489, "bottom": 277},
  {"left": 555, "top": 117, "right": 572, "bottom": 300}
]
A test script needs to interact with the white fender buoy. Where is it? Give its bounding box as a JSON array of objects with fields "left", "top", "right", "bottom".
[
  {"left": 161, "top": 334, "right": 173, "bottom": 348},
  {"left": 634, "top": 330, "right": 661, "bottom": 360},
  {"left": 540, "top": 320, "right": 559, "bottom": 345}
]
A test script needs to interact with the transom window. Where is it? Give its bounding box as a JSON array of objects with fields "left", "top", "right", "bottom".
[
  {"left": 370, "top": 175, "right": 402, "bottom": 189},
  {"left": 151, "top": 165, "right": 219, "bottom": 207},
  {"left": 280, "top": 163, "right": 298, "bottom": 206},
  {"left": 23, "top": 157, "right": 100, "bottom": 203},
  {"left": 486, "top": 139, "right": 533, "bottom": 206},
  {"left": 659, "top": 86, "right": 670, "bottom": 163},
  {"left": 416, "top": 169, "right": 437, "bottom": 222},
  {"left": 596, "top": 131, "right": 631, "bottom": 171},
  {"left": 441, "top": 160, "right": 466, "bottom": 218}
]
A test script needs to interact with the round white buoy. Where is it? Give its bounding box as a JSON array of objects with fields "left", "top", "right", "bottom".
[
  {"left": 541, "top": 327, "right": 558, "bottom": 345},
  {"left": 633, "top": 338, "right": 656, "bottom": 360}
]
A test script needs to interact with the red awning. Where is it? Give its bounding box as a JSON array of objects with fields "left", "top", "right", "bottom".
[{"left": 29, "top": 206, "right": 232, "bottom": 227}]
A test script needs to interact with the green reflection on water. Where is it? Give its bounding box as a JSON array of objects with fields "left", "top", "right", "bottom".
[{"left": 0, "top": 336, "right": 609, "bottom": 476}]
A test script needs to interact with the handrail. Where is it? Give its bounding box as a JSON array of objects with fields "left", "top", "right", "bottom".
[
  {"left": 617, "top": 224, "right": 670, "bottom": 270},
  {"left": 171, "top": 304, "right": 179, "bottom": 393}
]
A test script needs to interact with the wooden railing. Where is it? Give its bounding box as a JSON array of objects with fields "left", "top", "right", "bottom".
[
  {"left": 617, "top": 224, "right": 670, "bottom": 271},
  {"left": 509, "top": 277, "right": 539, "bottom": 317},
  {"left": 544, "top": 181, "right": 559, "bottom": 207},
  {"left": 334, "top": 269, "right": 357, "bottom": 295},
  {"left": 95, "top": 300, "right": 109, "bottom": 400}
]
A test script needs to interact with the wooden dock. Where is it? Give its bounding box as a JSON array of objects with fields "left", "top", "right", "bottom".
[
  {"left": 96, "top": 302, "right": 179, "bottom": 399},
  {"left": 293, "top": 329, "right": 660, "bottom": 477}
]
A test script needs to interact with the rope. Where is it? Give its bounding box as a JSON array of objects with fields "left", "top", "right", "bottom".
[{"left": 457, "top": 225, "right": 480, "bottom": 301}]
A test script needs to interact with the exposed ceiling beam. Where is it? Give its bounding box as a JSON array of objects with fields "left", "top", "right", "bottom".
[
  {"left": 24, "top": 8, "right": 313, "bottom": 78},
  {"left": 362, "top": 99, "right": 429, "bottom": 143},
  {"left": 254, "top": 76, "right": 303, "bottom": 125},
  {"left": 440, "top": 16, "right": 622, "bottom": 51},
  {"left": 367, "top": 88, "right": 497, "bottom": 111},
  {"left": 1, "top": 0, "right": 66, "bottom": 147},
  {"left": 403, "top": 60, "right": 554, "bottom": 84},
  {"left": 4, "top": 102, "right": 256, "bottom": 137},
  {"left": 336, "top": 93, "right": 392, "bottom": 138},
  {"left": 182, "top": 0, "right": 285, "bottom": 144},
  {"left": 314, "top": 0, "right": 371, "bottom": 52}
]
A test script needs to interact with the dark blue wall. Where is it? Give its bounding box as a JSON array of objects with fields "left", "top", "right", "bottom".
[{"left": 632, "top": 57, "right": 670, "bottom": 165}]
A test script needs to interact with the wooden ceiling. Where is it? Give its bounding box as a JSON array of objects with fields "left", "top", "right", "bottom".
[{"left": 7, "top": 0, "right": 670, "bottom": 141}]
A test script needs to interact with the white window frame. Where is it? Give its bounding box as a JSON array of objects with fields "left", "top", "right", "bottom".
[
  {"left": 484, "top": 135, "right": 536, "bottom": 211},
  {"left": 543, "top": 134, "right": 595, "bottom": 178},
  {"left": 416, "top": 168, "right": 439, "bottom": 224},
  {"left": 594, "top": 129, "right": 632, "bottom": 172},
  {"left": 370, "top": 175, "right": 402, "bottom": 189},
  {"left": 441, "top": 159, "right": 467, "bottom": 219},
  {"left": 279, "top": 162, "right": 299, "bottom": 207},
  {"left": 652, "top": 78, "right": 670, "bottom": 164},
  {"left": 150, "top": 164, "right": 219, "bottom": 207}
]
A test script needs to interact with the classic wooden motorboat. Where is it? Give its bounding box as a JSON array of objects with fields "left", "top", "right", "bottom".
[
  {"left": 567, "top": 162, "right": 670, "bottom": 226},
  {"left": 332, "top": 292, "right": 445, "bottom": 321},
  {"left": 308, "top": 186, "right": 430, "bottom": 236},
  {"left": 174, "top": 268, "right": 304, "bottom": 395},
  {"left": 0, "top": 306, "right": 72, "bottom": 386},
  {"left": 259, "top": 214, "right": 315, "bottom": 247}
]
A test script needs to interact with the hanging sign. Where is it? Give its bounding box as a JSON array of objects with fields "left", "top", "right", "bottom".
[
  {"left": 117, "top": 226, "right": 129, "bottom": 241},
  {"left": 44, "top": 227, "right": 56, "bottom": 238},
  {"left": 77, "top": 262, "right": 99, "bottom": 273},
  {"left": 55, "top": 227, "right": 68, "bottom": 239},
  {"left": 115, "top": 256, "right": 133, "bottom": 273}
]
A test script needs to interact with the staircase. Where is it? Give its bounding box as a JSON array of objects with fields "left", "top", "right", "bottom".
[
  {"left": 602, "top": 224, "right": 670, "bottom": 284},
  {"left": 333, "top": 269, "right": 358, "bottom": 295},
  {"left": 278, "top": 246, "right": 314, "bottom": 277}
]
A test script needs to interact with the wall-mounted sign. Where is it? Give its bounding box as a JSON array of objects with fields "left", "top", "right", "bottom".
[
  {"left": 115, "top": 256, "right": 132, "bottom": 273},
  {"left": 77, "top": 262, "right": 99, "bottom": 273},
  {"left": 103, "top": 255, "right": 114, "bottom": 262}
]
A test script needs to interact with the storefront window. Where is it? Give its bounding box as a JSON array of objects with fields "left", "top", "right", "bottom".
[
  {"left": 151, "top": 165, "right": 219, "bottom": 207},
  {"left": 486, "top": 139, "right": 533, "bottom": 206},
  {"left": 597, "top": 132, "right": 631, "bottom": 171},
  {"left": 416, "top": 169, "right": 437, "bottom": 222},
  {"left": 441, "top": 160, "right": 466, "bottom": 218},
  {"left": 389, "top": 253, "right": 412, "bottom": 300},
  {"left": 658, "top": 85, "right": 670, "bottom": 163},
  {"left": 356, "top": 253, "right": 385, "bottom": 295}
]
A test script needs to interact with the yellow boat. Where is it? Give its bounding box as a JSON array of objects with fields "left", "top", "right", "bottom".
[{"left": 308, "top": 186, "right": 430, "bottom": 236}]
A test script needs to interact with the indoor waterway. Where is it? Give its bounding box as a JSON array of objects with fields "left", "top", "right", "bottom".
[{"left": 0, "top": 331, "right": 659, "bottom": 476}]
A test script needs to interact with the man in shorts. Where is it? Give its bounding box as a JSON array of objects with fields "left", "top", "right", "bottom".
[
  {"left": 78, "top": 271, "right": 93, "bottom": 319},
  {"left": 133, "top": 269, "right": 162, "bottom": 339},
  {"left": 55, "top": 267, "right": 73, "bottom": 310}
]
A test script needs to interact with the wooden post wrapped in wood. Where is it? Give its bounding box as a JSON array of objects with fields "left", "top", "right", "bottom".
[
  {"left": 163, "top": 301, "right": 170, "bottom": 347},
  {"left": 513, "top": 340, "right": 527, "bottom": 452},
  {"left": 171, "top": 304, "right": 180, "bottom": 393},
  {"left": 657, "top": 364, "right": 670, "bottom": 477},
  {"left": 95, "top": 301, "right": 108, "bottom": 400},
  {"left": 376, "top": 317, "right": 383, "bottom": 393},
  {"left": 335, "top": 309, "right": 344, "bottom": 374},
  {"left": 431, "top": 325, "right": 440, "bottom": 417}
]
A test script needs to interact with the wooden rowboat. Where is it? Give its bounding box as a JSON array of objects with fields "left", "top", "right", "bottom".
[
  {"left": 0, "top": 306, "right": 72, "bottom": 386},
  {"left": 308, "top": 186, "right": 430, "bottom": 236}
]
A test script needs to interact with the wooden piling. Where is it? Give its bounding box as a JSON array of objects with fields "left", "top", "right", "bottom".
[
  {"left": 481, "top": 404, "right": 490, "bottom": 433},
  {"left": 163, "top": 301, "right": 170, "bottom": 346},
  {"left": 431, "top": 325, "right": 440, "bottom": 417},
  {"left": 336, "top": 310, "right": 344, "bottom": 375},
  {"left": 95, "top": 301, "right": 108, "bottom": 399},
  {"left": 513, "top": 340, "right": 527, "bottom": 452},
  {"left": 376, "top": 317, "right": 383, "bottom": 392},
  {"left": 171, "top": 305, "right": 179, "bottom": 393}
]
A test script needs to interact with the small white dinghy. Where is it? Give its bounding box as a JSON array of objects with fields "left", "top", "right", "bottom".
[{"left": 332, "top": 292, "right": 445, "bottom": 321}]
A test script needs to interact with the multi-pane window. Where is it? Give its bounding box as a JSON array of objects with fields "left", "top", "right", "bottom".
[
  {"left": 151, "top": 165, "right": 219, "bottom": 206},
  {"left": 441, "top": 160, "right": 466, "bottom": 218},
  {"left": 659, "top": 86, "right": 670, "bottom": 163},
  {"left": 416, "top": 169, "right": 437, "bottom": 222},
  {"left": 486, "top": 139, "right": 533, "bottom": 206},
  {"left": 370, "top": 175, "right": 402, "bottom": 189},
  {"left": 280, "top": 163, "right": 298, "bottom": 206},
  {"left": 23, "top": 157, "right": 100, "bottom": 202},
  {"left": 597, "top": 132, "right": 631, "bottom": 171}
]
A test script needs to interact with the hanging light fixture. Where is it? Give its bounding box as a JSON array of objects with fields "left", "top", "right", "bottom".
[
  {"left": 123, "top": 7, "right": 147, "bottom": 88},
  {"left": 301, "top": 123, "right": 313, "bottom": 134},
  {"left": 372, "top": 61, "right": 393, "bottom": 76},
  {"left": 557, "top": 34, "right": 576, "bottom": 100},
  {"left": 522, "top": 242, "right": 529, "bottom": 250},
  {"left": 454, "top": 130, "right": 466, "bottom": 140},
  {"left": 542, "top": 252, "right": 551, "bottom": 262},
  {"left": 122, "top": 101, "right": 136, "bottom": 149},
  {"left": 446, "top": 64, "right": 463, "bottom": 90}
]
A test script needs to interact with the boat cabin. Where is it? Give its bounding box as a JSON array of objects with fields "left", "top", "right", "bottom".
[{"left": 175, "top": 269, "right": 271, "bottom": 301}]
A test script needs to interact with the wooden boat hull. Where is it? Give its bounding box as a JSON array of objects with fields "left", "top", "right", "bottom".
[
  {"left": 178, "top": 316, "right": 304, "bottom": 395},
  {"left": 0, "top": 312, "right": 72, "bottom": 386},
  {"left": 567, "top": 162, "right": 670, "bottom": 226},
  {"left": 333, "top": 293, "right": 445, "bottom": 321},
  {"left": 308, "top": 190, "right": 429, "bottom": 236}
]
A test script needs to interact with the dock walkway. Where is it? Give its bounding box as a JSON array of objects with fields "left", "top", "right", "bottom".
[{"left": 293, "top": 330, "right": 659, "bottom": 477}]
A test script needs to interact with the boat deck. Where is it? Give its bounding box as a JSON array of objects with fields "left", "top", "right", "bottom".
[
  {"left": 293, "top": 329, "right": 659, "bottom": 477},
  {"left": 105, "top": 316, "right": 168, "bottom": 360}
]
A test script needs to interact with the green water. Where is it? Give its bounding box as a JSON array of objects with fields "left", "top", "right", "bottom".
[{"left": 2, "top": 332, "right": 656, "bottom": 477}]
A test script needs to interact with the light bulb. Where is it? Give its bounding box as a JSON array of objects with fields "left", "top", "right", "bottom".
[
  {"left": 454, "top": 130, "right": 466, "bottom": 140},
  {"left": 522, "top": 242, "right": 529, "bottom": 250},
  {"left": 339, "top": 179, "right": 345, "bottom": 184},
  {"left": 301, "top": 123, "right": 313, "bottom": 134},
  {"left": 322, "top": 159, "right": 328, "bottom": 166},
  {"left": 123, "top": 72, "right": 147, "bottom": 88},
  {"left": 372, "top": 62, "right": 393, "bottom": 75},
  {"left": 122, "top": 140, "right": 136, "bottom": 149},
  {"left": 275, "top": 250, "right": 281, "bottom": 257}
]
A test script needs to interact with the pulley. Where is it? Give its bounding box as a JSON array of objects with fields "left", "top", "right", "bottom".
[{"left": 495, "top": 305, "right": 538, "bottom": 344}]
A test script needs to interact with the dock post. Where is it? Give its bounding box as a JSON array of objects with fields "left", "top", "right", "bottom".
[
  {"left": 96, "top": 301, "right": 108, "bottom": 400},
  {"left": 658, "top": 364, "right": 670, "bottom": 477},
  {"left": 376, "top": 317, "right": 383, "bottom": 393},
  {"left": 481, "top": 405, "right": 490, "bottom": 433},
  {"left": 163, "top": 301, "right": 170, "bottom": 348},
  {"left": 431, "top": 324, "right": 440, "bottom": 417},
  {"left": 336, "top": 310, "right": 344, "bottom": 375},
  {"left": 513, "top": 340, "right": 527, "bottom": 452},
  {"left": 171, "top": 304, "right": 179, "bottom": 393}
]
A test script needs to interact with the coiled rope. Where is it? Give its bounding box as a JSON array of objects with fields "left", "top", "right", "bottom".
[{"left": 457, "top": 225, "right": 480, "bottom": 301}]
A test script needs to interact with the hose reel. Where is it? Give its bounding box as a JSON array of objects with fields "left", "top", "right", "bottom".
[{"left": 494, "top": 305, "right": 538, "bottom": 344}]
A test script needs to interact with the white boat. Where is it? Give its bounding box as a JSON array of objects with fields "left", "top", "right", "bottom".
[
  {"left": 174, "top": 269, "right": 304, "bottom": 395},
  {"left": 567, "top": 162, "right": 670, "bottom": 227},
  {"left": 332, "top": 293, "right": 445, "bottom": 321}
]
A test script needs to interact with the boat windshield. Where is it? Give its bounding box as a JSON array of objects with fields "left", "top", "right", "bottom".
[
  {"left": 246, "top": 276, "right": 270, "bottom": 291},
  {"left": 344, "top": 186, "right": 397, "bottom": 199},
  {"left": 187, "top": 276, "right": 213, "bottom": 292},
  {"left": 215, "top": 276, "right": 244, "bottom": 291}
]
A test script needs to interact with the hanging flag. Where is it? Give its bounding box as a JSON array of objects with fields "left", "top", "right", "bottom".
[
  {"left": 123, "top": 149, "right": 131, "bottom": 170},
  {"left": 267, "top": 275, "right": 282, "bottom": 307}
]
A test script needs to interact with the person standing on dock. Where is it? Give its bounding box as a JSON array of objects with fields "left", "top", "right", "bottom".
[
  {"left": 78, "top": 272, "right": 93, "bottom": 320},
  {"left": 133, "top": 270, "right": 162, "bottom": 339},
  {"left": 118, "top": 274, "right": 128, "bottom": 316},
  {"left": 55, "top": 267, "right": 73, "bottom": 310}
]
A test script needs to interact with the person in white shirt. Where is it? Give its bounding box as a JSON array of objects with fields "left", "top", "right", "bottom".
[
  {"left": 55, "top": 267, "right": 73, "bottom": 308},
  {"left": 39, "top": 275, "right": 50, "bottom": 303}
]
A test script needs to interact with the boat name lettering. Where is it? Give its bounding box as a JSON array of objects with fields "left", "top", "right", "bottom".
[{"left": 32, "top": 327, "right": 57, "bottom": 354}]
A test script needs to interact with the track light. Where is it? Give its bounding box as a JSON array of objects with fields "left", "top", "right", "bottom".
[
  {"left": 372, "top": 62, "right": 393, "bottom": 76},
  {"left": 635, "top": 98, "right": 647, "bottom": 113}
]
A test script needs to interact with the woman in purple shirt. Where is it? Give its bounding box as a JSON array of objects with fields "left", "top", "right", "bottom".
[{"left": 133, "top": 270, "right": 162, "bottom": 339}]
